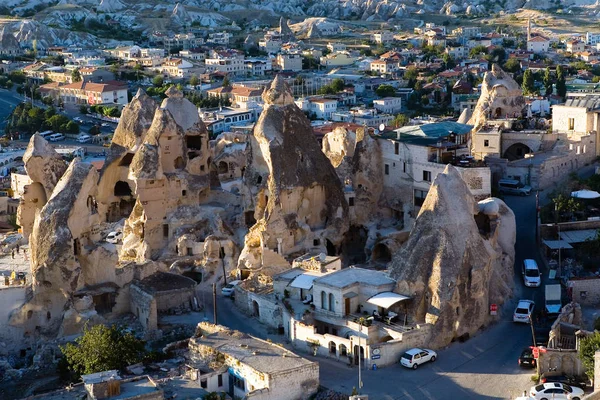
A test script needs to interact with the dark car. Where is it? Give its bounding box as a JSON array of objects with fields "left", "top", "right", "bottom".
[
  {"left": 541, "top": 374, "right": 589, "bottom": 388},
  {"left": 518, "top": 348, "right": 536, "bottom": 368}
]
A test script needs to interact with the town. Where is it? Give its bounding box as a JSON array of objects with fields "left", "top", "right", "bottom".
[{"left": 2, "top": 2, "right": 600, "bottom": 400}]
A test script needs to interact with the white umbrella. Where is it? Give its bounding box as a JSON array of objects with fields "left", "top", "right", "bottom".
[{"left": 571, "top": 190, "right": 600, "bottom": 199}]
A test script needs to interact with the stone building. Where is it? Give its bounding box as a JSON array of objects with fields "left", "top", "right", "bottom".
[{"left": 189, "top": 323, "right": 319, "bottom": 400}]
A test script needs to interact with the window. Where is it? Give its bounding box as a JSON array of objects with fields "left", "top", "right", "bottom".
[
  {"left": 403, "top": 162, "right": 406, "bottom": 173},
  {"left": 384, "top": 164, "right": 389, "bottom": 175},
  {"left": 349, "top": 197, "right": 355, "bottom": 206},
  {"left": 394, "top": 142, "right": 399, "bottom": 155},
  {"left": 163, "top": 224, "right": 169, "bottom": 238},
  {"left": 483, "top": 140, "right": 489, "bottom": 147},
  {"left": 422, "top": 170, "right": 432, "bottom": 182},
  {"left": 328, "top": 293, "right": 334, "bottom": 312},
  {"left": 321, "top": 291, "right": 326, "bottom": 309},
  {"left": 414, "top": 189, "right": 428, "bottom": 207},
  {"left": 231, "top": 375, "right": 245, "bottom": 391},
  {"left": 200, "top": 379, "right": 207, "bottom": 389},
  {"left": 568, "top": 118, "right": 575, "bottom": 130},
  {"left": 182, "top": 190, "right": 187, "bottom": 196}
]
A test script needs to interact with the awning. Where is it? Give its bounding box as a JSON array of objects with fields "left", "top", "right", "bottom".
[
  {"left": 543, "top": 240, "right": 573, "bottom": 250},
  {"left": 290, "top": 272, "right": 323, "bottom": 290},
  {"left": 560, "top": 230, "right": 598, "bottom": 244},
  {"left": 571, "top": 190, "right": 600, "bottom": 199},
  {"left": 343, "top": 291, "right": 358, "bottom": 299},
  {"left": 367, "top": 292, "right": 410, "bottom": 309}
]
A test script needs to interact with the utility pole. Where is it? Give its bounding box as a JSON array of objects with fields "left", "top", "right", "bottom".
[
  {"left": 212, "top": 283, "right": 217, "bottom": 325},
  {"left": 529, "top": 315, "right": 537, "bottom": 348}
]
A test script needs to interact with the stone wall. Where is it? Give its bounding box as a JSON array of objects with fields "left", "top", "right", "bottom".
[
  {"left": 538, "top": 348, "right": 585, "bottom": 378},
  {"left": 154, "top": 287, "right": 196, "bottom": 311},
  {"left": 569, "top": 277, "right": 600, "bottom": 306},
  {"left": 247, "top": 363, "right": 319, "bottom": 400},
  {"left": 234, "top": 286, "right": 283, "bottom": 329},
  {"left": 130, "top": 284, "right": 158, "bottom": 331},
  {"left": 0, "top": 286, "right": 26, "bottom": 354}
]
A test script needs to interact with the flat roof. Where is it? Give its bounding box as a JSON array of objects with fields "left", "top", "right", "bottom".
[
  {"left": 192, "top": 328, "right": 316, "bottom": 374},
  {"left": 560, "top": 229, "right": 598, "bottom": 244},
  {"left": 314, "top": 267, "right": 395, "bottom": 288},
  {"left": 133, "top": 271, "right": 196, "bottom": 294}
]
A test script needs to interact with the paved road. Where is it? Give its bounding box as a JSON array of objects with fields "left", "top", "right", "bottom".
[{"left": 176, "top": 195, "right": 545, "bottom": 399}]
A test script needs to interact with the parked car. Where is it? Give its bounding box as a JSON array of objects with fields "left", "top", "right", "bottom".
[
  {"left": 73, "top": 117, "right": 83, "bottom": 124},
  {"left": 514, "top": 300, "right": 535, "bottom": 323},
  {"left": 400, "top": 348, "right": 437, "bottom": 369},
  {"left": 498, "top": 179, "right": 532, "bottom": 196},
  {"left": 48, "top": 133, "right": 65, "bottom": 142},
  {"left": 101, "top": 123, "right": 110, "bottom": 127},
  {"left": 78, "top": 134, "right": 92, "bottom": 143},
  {"left": 221, "top": 280, "right": 241, "bottom": 297},
  {"left": 540, "top": 375, "right": 589, "bottom": 388},
  {"left": 518, "top": 348, "right": 536, "bottom": 368},
  {"left": 522, "top": 259, "right": 541, "bottom": 287},
  {"left": 106, "top": 231, "right": 123, "bottom": 244},
  {"left": 529, "top": 382, "right": 584, "bottom": 400}
]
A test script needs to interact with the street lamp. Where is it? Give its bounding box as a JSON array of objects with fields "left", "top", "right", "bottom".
[{"left": 357, "top": 316, "right": 374, "bottom": 394}]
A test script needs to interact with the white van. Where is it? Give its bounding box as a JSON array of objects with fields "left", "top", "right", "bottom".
[
  {"left": 498, "top": 179, "right": 531, "bottom": 196},
  {"left": 38, "top": 130, "right": 53, "bottom": 139},
  {"left": 522, "top": 259, "right": 541, "bottom": 287},
  {"left": 78, "top": 134, "right": 92, "bottom": 143},
  {"left": 49, "top": 133, "right": 65, "bottom": 142}
]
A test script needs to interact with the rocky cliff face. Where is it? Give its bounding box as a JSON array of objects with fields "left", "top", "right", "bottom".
[
  {"left": 238, "top": 76, "right": 348, "bottom": 273},
  {"left": 468, "top": 64, "right": 526, "bottom": 130},
  {"left": 388, "top": 165, "right": 515, "bottom": 348}
]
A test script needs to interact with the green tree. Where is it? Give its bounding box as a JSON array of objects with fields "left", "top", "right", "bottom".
[
  {"left": 556, "top": 65, "right": 567, "bottom": 99},
  {"left": 331, "top": 78, "right": 345, "bottom": 92},
  {"left": 522, "top": 69, "right": 535, "bottom": 95},
  {"left": 404, "top": 67, "right": 418, "bottom": 82},
  {"left": 89, "top": 125, "right": 101, "bottom": 135},
  {"left": 222, "top": 75, "right": 230, "bottom": 88},
  {"left": 469, "top": 45, "right": 488, "bottom": 59},
  {"left": 543, "top": 67, "right": 553, "bottom": 96},
  {"left": 442, "top": 53, "right": 455, "bottom": 69},
  {"left": 79, "top": 105, "right": 89, "bottom": 114},
  {"left": 109, "top": 63, "right": 120, "bottom": 79},
  {"left": 375, "top": 84, "right": 396, "bottom": 97},
  {"left": 503, "top": 58, "right": 521, "bottom": 73},
  {"left": 579, "top": 331, "right": 600, "bottom": 380},
  {"left": 189, "top": 74, "right": 199, "bottom": 87},
  {"left": 71, "top": 68, "right": 82, "bottom": 82},
  {"left": 60, "top": 324, "right": 146, "bottom": 380},
  {"left": 65, "top": 121, "right": 80, "bottom": 134},
  {"left": 152, "top": 75, "right": 164, "bottom": 87},
  {"left": 488, "top": 47, "right": 507, "bottom": 64},
  {"left": 393, "top": 113, "right": 409, "bottom": 128},
  {"left": 46, "top": 114, "right": 70, "bottom": 132}
]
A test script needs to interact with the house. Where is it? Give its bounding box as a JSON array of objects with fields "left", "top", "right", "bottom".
[
  {"left": 275, "top": 53, "right": 303, "bottom": 72},
  {"left": 371, "top": 31, "right": 394, "bottom": 44},
  {"left": 377, "top": 121, "right": 491, "bottom": 210},
  {"left": 245, "top": 59, "right": 271, "bottom": 76},
  {"left": 189, "top": 323, "right": 319, "bottom": 400},
  {"left": 164, "top": 33, "right": 204, "bottom": 50},
  {"left": 207, "top": 31, "right": 231, "bottom": 45},
  {"left": 205, "top": 51, "right": 245, "bottom": 76},
  {"left": 370, "top": 59, "right": 399, "bottom": 75},
  {"left": 179, "top": 48, "right": 206, "bottom": 61},
  {"left": 79, "top": 67, "right": 115, "bottom": 83},
  {"left": 586, "top": 32, "right": 600, "bottom": 46},
  {"left": 156, "top": 58, "right": 195, "bottom": 78},
  {"left": 259, "top": 31, "right": 283, "bottom": 54},
  {"left": 332, "top": 108, "right": 394, "bottom": 127},
  {"left": 578, "top": 51, "right": 598, "bottom": 62},
  {"left": 40, "top": 80, "right": 129, "bottom": 106},
  {"left": 373, "top": 97, "right": 402, "bottom": 114},
  {"left": 305, "top": 98, "right": 338, "bottom": 120},
  {"left": 567, "top": 40, "right": 585, "bottom": 54},
  {"left": 327, "top": 42, "right": 346, "bottom": 53},
  {"left": 200, "top": 106, "right": 262, "bottom": 135},
  {"left": 320, "top": 52, "right": 356, "bottom": 68},
  {"left": 527, "top": 36, "right": 550, "bottom": 54}
]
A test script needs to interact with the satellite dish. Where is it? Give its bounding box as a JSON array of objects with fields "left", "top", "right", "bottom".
[
  {"left": 379, "top": 123, "right": 385, "bottom": 131},
  {"left": 374, "top": 129, "right": 380, "bottom": 135},
  {"left": 319, "top": 252, "right": 326, "bottom": 262}
]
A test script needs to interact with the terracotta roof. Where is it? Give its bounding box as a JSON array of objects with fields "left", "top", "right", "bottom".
[
  {"left": 231, "top": 86, "right": 263, "bottom": 97},
  {"left": 60, "top": 80, "right": 127, "bottom": 93},
  {"left": 528, "top": 36, "right": 549, "bottom": 43}
]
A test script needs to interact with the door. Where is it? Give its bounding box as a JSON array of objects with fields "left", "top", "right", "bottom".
[{"left": 345, "top": 297, "right": 350, "bottom": 315}]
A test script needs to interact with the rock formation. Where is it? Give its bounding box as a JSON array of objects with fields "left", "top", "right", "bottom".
[
  {"left": 467, "top": 64, "right": 526, "bottom": 130},
  {"left": 18, "top": 134, "right": 68, "bottom": 239},
  {"left": 388, "top": 165, "right": 515, "bottom": 347},
  {"left": 238, "top": 76, "right": 348, "bottom": 273},
  {"left": 279, "top": 17, "right": 295, "bottom": 41}
]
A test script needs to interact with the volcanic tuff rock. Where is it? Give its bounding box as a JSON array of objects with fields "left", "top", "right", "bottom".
[
  {"left": 388, "top": 165, "right": 515, "bottom": 348},
  {"left": 238, "top": 76, "right": 348, "bottom": 272},
  {"left": 468, "top": 64, "right": 526, "bottom": 130}
]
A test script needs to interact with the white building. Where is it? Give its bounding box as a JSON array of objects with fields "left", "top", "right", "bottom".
[
  {"left": 259, "top": 31, "right": 283, "bottom": 54},
  {"left": 373, "top": 97, "right": 402, "bottom": 114},
  {"left": 244, "top": 59, "right": 271, "bottom": 76},
  {"left": 207, "top": 32, "right": 231, "bottom": 45},
  {"left": 205, "top": 51, "right": 245, "bottom": 76},
  {"left": 276, "top": 53, "right": 303, "bottom": 72},
  {"left": 189, "top": 323, "right": 319, "bottom": 400},
  {"left": 586, "top": 32, "right": 600, "bottom": 46},
  {"left": 156, "top": 58, "right": 194, "bottom": 78},
  {"left": 327, "top": 42, "right": 346, "bottom": 53},
  {"left": 370, "top": 59, "right": 400, "bottom": 75},
  {"left": 371, "top": 31, "right": 394, "bottom": 44},
  {"left": 307, "top": 98, "right": 338, "bottom": 120},
  {"left": 319, "top": 52, "right": 356, "bottom": 68},
  {"left": 527, "top": 36, "right": 550, "bottom": 54}
]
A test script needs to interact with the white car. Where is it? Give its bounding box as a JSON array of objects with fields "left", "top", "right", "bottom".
[
  {"left": 523, "top": 259, "right": 541, "bottom": 287},
  {"left": 106, "top": 231, "right": 123, "bottom": 244},
  {"left": 78, "top": 134, "right": 92, "bottom": 143},
  {"left": 514, "top": 300, "right": 535, "bottom": 323},
  {"left": 530, "top": 382, "right": 584, "bottom": 400},
  {"left": 400, "top": 348, "right": 437, "bottom": 369},
  {"left": 101, "top": 123, "right": 110, "bottom": 127},
  {"left": 221, "top": 280, "right": 241, "bottom": 297}
]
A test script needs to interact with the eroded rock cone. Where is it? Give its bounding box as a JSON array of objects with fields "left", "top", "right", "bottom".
[{"left": 388, "top": 165, "right": 515, "bottom": 347}]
